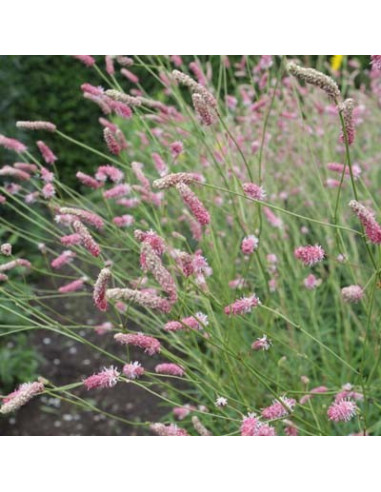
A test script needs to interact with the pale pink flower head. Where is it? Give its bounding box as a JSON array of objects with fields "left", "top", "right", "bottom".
[
  {"left": 40, "top": 166, "right": 54, "bottom": 183},
  {"left": 0, "top": 381, "right": 44, "bottom": 414},
  {"left": 215, "top": 396, "right": 228, "bottom": 408},
  {"left": 93, "top": 267, "right": 111, "bottom": 311},
  {"left": 51, "top": 250, "right": 76, "bottom": 269},
  {"left": 114, "top": 332, "right": 161, "bottom": 356},
  {"left": 170, "top": 141, "right": 183, "bottom": 158},
  {"left": 371, "top": 55, "right": 381, "bottom": 70},
  {"left": 94, "top": 322, "right": 113, "bottom": 335},
  {"left": 327, "top": 399, "right": 358, "bottom": 422},
  {"left": 241, "top": 235, "right": 259, "bottom": 255},
  {"left": 294, "top": 244, "right": 325, "bottom": 266},
  {"left": 123, "top": 361, "right": 145, "bottom": 380},
  {"left": 176, "top": 182, "right": 210, "bottom": 226},
  {"left": 303, "top": 274, "right": 322, "bottom": 290},
  {"left": 37, "top": 141, "right": 57, "bottom": 164},
  {"left": 251, "top": 334, "right": 271, "bottom": 351},
  {"left": 1, "top": 243, "right": 12, "bottom": 256},
  {"left": 150, "top": 423, "right": 188, "bottom": 436},
  {"left": 164, "top": 320, "right": 183, "bottom": 332},
  {"left": 341, "top": 285, "right": 363, "bottom": 303},
  {"left": 155, "top": 363, "right": 185, "bottom": 377},
  {"left": 83, "top": 366, "right": 120, "bottom": 390},
  {"left": 0, "top": 134, "right": 27, "bottom": 153},
  {"left": 60, "top": 233, "right": 82, "bottom": 246},
  {"left": 58, "top": 278, "right": 85, "bottom": 294},
  {"left": 349, "top": 200, "right": 381, "bottom": 244},
  {"left": 76, "top": 171, "right": 103, "bottom": 189},
  {"left": 241, "top": 416, "right": 276, "bottom": 436},
  {"left": 242, "top": 182, "right": 266, "bottom": 201},
  {"left": 264, "top": 207, "right": 283, "bottom": 228},
  {"left": 95, "top": 165, "right": 124, "bottom": 183},
  {"left": 73, "top": 220, "right": 101, "bottom": 257},
  {"left": 261, "top": 397, "right": 296, "bottom": 420},
  {"left": 173, "top": 406, "right": 192, "bottom": 420},
  {"left": 42, "top": 183, "right": 55, "bottom": 199},
  {"left": 113, "top": 215, "right": 134, "bottom": 227},
  {"left": 224, "top": 294, "right": 260, "bottom": 315},
  {"left": 73, "top": 55, "right": 96, "bottom": 67}
]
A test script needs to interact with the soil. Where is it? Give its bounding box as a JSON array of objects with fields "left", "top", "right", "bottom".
[{"left": 0, "top": 276, "right": 169, "bottom": 436}]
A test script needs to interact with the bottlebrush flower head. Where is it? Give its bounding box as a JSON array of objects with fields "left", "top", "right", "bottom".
[
  {"left": 59, "top": 207, "right": 104, "bottom": 229},
  {"left": 242, "top": 182, "right": 266, "bottom": 201},
  {"left": 134, "top": 229, "right": 166, "bottom": 257},
  {"left": 73, "top": 220, "right": 101, "bottom": 257},
  {"left": 241, "top": 235, "right": 259, "bottom": 255},
  {"left": 103, "top": 128, "right": 121, "bottom": 155},
  {"left": 73, "top": 55, "right": 95, "bottom": 66},
  {"left": 349, "top": 200, "right": 381, "bottom": 244},
  {"left": 192, "top": 416, "right": 212, "bottom": 436},
  {"left": 339, "top": 98, "right": 355, "bottom": 145},
  {"left": 287, "top": 62, "right": 341, "bottom": 101},
  {"left": 0, "top": 259, "right": 30, "bottom": 273},
  {"left": 114, "top": 332, "right": 161, "bottom": 356},
  {"left": 37, "top": 141, "right": 57, "bottom": 164},
  {"left": 263, "top": 207, "right": 283, "bottom": 228},
  {"left": 153, "top": 172, "right": 203, "bottom": 190},
  {"left": 107, "top": 288, "right": 172, "bottom": 313},
  {"left": 95, "top": 165, "right": 124, "bottom": 183},
  {"left": 83, "top": 366, "right": 120, "bottom": 390},
  {"left": 105, "top": 89, "right": 142, "bottom": 107},
  {"left": 103, "top": 183, "right": 131, "bottom": 199},
  {"left": 42, "top": 183, "right": 55, "bottom": 199},
  {"left": 224, "top": 294, "right": 260, "bottom": 315},
  {"left": 58, "top": 278, "right": 85, "bottom": 293},
  {"left": 93, "top": 267, "right": 111, "bottom": 311},
  {"left": 123, "top": 361, "right": 145, "bottom": 380},
  {"left": 0, "top": 134, "right": 27, "bottom": 153},
  {"left": 155, "top": 363, "right": 185, "bottom": 377},
  {"left": 163, "top": 320, "right": 183, "bottom": 332},
  {"left": 294, "top": 244, "right": 325, "bottom": 266},
  {"left": 40, "top": 167, "right": 54, "bottom": 183},
  {"left": 327, "top": 162, "right": 361, "bottom": 180},
  {"left": 76, "top": 171, "right": 103, "bottom": 189},
  {"left": 173, "top": 406, "right": 192, "bottom": 420},
  {"left": 240, "top": 416, "right": 276, "bottom": 436},
  {"left": 113, "top": 215, "right": 134, "bottom": 227},
  {"left": 16, "top": 121, "right": 56, "bottom": 132},
  {"left": 0, "top": 381, "right": 44, "bottom": 414},
  {"left": 151, "top": 153, "right": 168, "bottom": 177},
  {"left": 150, "top": 423, "right": 189, "bottom": 436},
  {"left": 251, "top": 335, "right": 271, "bottom": 351},
  {"left": 176, "top": 182, "right": 210, "bottom": 226},
  {"left": 50, "top": 250, "right": 76, "bottom": 269},
  {"left": 192, "top": 93, "right": 217, "bottom": 125},
  {"left": 172, "top": 69, "right": 217, "bottom": 108},
  {"left": 370, "top": 55, "right": 381, "bottom": 70},
  {"left": 60, "top": 233, "right": 82, "bottom": 246},
  {"left": 14, "top": 162, "right": 38, "bottom": 173},
  {"left": 0, "top": 165, "right": 30, "bottom": 181},
  {"left": 261, "top": 397, "right": 296, "bottom": 420},
  {"left": 341, "top": 285, "right": 363, "bottom": 303},
  {"left": 141, "top": 242, "right": 177, "bottom": 302},
  {"left": 303, "top": 274, "right": 322, "bottom": 290},
  {"left": 121, "top": 68, "right": 139, "bottom": 84},
  {"left": 327, "top": 399, "right": 358, "bottom": 422}
]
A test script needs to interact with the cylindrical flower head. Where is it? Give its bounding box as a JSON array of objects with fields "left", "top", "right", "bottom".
[
  {"left": 240, "top": 416, "right": 276, "bottom": 436},
  {"left": 58, "top": 278, "right": 85, "bottom": 293},
  {"left": 16, "top": 121, "right": 56, "bottom": 132},
  {"left": 76, "top": 171, "right": 103, "bottom": 189},
  {"left": 153, "top": 172, "right": 203, "bottom": 190},
  {"left": 107, "top": 288, "right": 172, "bottom": 313},
  {"left": 73, "top": 220, "right": 101, "bottom": 257},
  {"left": 155, "top": 363, "right": 185, "bottom": 377},
  {"left": 93, "top": 267, "right": 111, "bottom": 311},
  {"left": 176, "top": 182, "right": 210, "bottom": 226},
  {"left": 339, "top": 98, "right": 355, "bottom": 145},
  {"left": 327, "top": 399, "right": 358, "bottom": 422},
  {"left": 103, "top": 183, "right": 131, "bottom": 199},
  {"left": 123, "top": 361, "right": 145, "bottom": 380},
  {"left": 0, "top": 381, "right": 44, "bottom": 414},
  {"left": 114, "top": 332, "right": 161, "bottom": 356},
  {"left": 241, "top": 235, "right": 259, "bottom": 255},
  {"left": 103, "top": 127, "right": 122, "bottom": 155},
  {"left": 192, "top": 416, "right": 212, "bottom": 436},
  {"left": 192, "top": 93, "right": 217, "bottom": 126},
  {"left": 95, "top": 165, "right": 124, "bottom": 183},
  {"left": 349, "top": 200, "right": 381, "bottom": 244},
  {"left": 243, "top": 182, "right": 266, "bottom": 201},
  {"left": 59, "top": 207, "right": 104, "bottom": 229},
  {"left": 83, "top": 366, "right": 120, "bottom": 390},
  {"left": 294, "top": 245, "right": 325, "bottom": 266},
  {"left": 50, "top": 250, "right": 75, "bottom": 269},
  {"left": 37, "top": 141, "right": 57, "bottom": 164},
  {"left": 261, "top": 397, "right": 296, "bottom": 420},
  {"left": 73, "top": 55, "right": 96, "bottom": 67},
  {"left": 150, "top": 423, "right": 189, "bottom": 436},
  {"left": 224, "top": 295, "right": 260, "bottom": 315},
  {"left": 0, "top": 134, "right": 27, "bottom": 153},
  {"left": 141, "top": 242, "right": 177, "bottom": 302},
  {"left": 287, "top": 62, "right": 341, "bottom": 101}
]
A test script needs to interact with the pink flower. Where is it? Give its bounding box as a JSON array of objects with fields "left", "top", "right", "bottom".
[
  {"left": 134, "top": 229, "right": 166, "bottom": 257},
  {"left": 114, "top": 332, "right": 161, "bottom": 355},
  {"left": 113, "top": 215, "right": 134, "bottom": 227},
  {"left": 103, "top": 183, "right": 131, "bottom": 199},
  {"left": 94, "top": 322, "right": 113, "bottom": 335},
  {"left": 0, "top": 381, "right": 44, "bottom": 414},
  {"left": 103, "top": 128, "right": 121, "bottom": 155},
  {"left": 176, "top": 182, "right": 210, "bottom": 226},
  {"left": 121, "top": 68, "right": 139, "bottom": 84},
  {"left": 303, "top": 274, "right": 321, "bottom": 290},
  {"left": 60, "top": 233, "right": 82, "bottom": 246},
  {"left": 0, "top": 134, "right": 27, "bottom": 153},
  {"left": 76, "top": 171, "right": 103, "bottom": 189},
  {"left": 95, "top": 165, "right": 124, "bottom": 183},
  {"left": 59, "top": 207, "right": 104, "bottom": 229},
  {"left": 173, "top": 406, "right": 192, "bottom": 420},
  {"left": 294, "top": 245, "right": 325, "bottom": 266},
  {"left": 327, "top": 162, "right": 361, "bottom": 180},
  {"left": 241, "top": 235, "right": 259, "bottom": 255},
  {"left": 16, "top": 120, "right": 56, "bottom": 132},
  {"left": 150, "top": 423, "right": 189, "bottom": 436},
  {"left": 251, "top": 335, "right": 271, "bottom": 351},
  {"left": 341, "top": 285, "right": 363, "bottom": 303},
  {"left": 83, "top": 366, "right": 120, "bottom": 390},
  {"left": 37, "top": 141, "right": 57, "bottom": 164},
  {"left": 93, "top": 268, "right": 111, "bottom": 311},
  {"left": 163, "top": 321, "right": 183, "bottom": 332},
  {"left": 241, "top": 416, "right": 276, "bottom": 436},
  {"left": 58, "top": 278, "right": 85, "bottom": 293},
  {"left": 261, "top": 397, "right": 296, "bottom": 420},
  {"left": 263, "top": 207, "right": 283, "bottom": 228},
  {"left": 327, "top": 399, "right": 358, "bottom": 422},
  {"left": 339, "top": 98, "right": 355, "bottom": 145},
  {"left": 40, "top": 167, "right": 54, "bottom": 183},
  {"left": 170, "top": 141, "right": 183, "bottom": 158},
  {"left": 0, "top": 165, "right": 30, "bottom": 181},
  {"left": 42, "top": 183, "right": 55, "bottom": 199},
  {"left": 73, "top": 55, "right": 96, "bottom": 67},
  {"left": 242, "top": 182, "right": 266, "bottom": 201},
  {"left": 123, "top": 361, "right": 145, "bottom": 380},
  {"left": 155, "top": 363, "right": 185, "bottom": 377},
  {"left": 170, "top": 55, "right": 183, "bottom": 67},
  {"left": 192, "top": 93, "right": 217, "bottom": 125},
  {"left": 51, "top": 250, "right": 76, "bottom": 269},
  {"left": 152, "top": 152, "right": 168, "bottom": 177},
  {"left": 371, "top": 55, "right": 381, "bottom": 70},
  {"left": 73, "top": 220, "right": 101, "bottom": 257},
  {"left": 349, "top": 200, "right": 381, "bottom": 244},
  {"left": 105, "top": 55, "right": 115, "bottom": 75},
  {"left": 224, "top": 295, "right": 260, "bottom": 315}
]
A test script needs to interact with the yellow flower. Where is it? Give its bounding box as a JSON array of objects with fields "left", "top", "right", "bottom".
[{"left": 331, "top": 55, "right": 343, "bottom": 71}]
